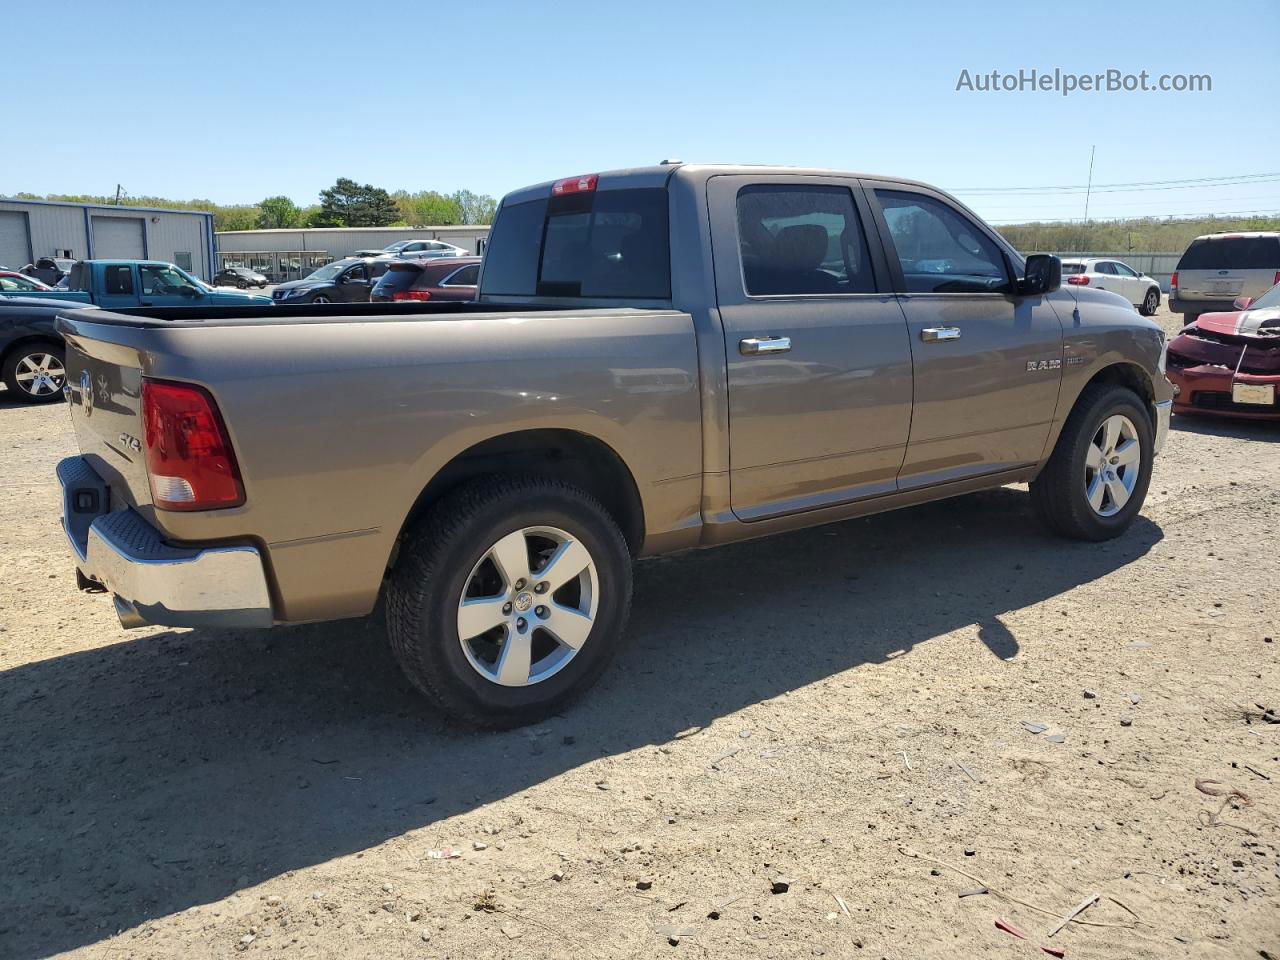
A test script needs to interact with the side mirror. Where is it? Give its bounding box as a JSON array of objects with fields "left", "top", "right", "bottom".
[
  {"left": 1020, "top": 254, "right": 1061, "bottom": 296},
  {"left": 1232, "top": 296, "right": 1254, "bottom": 311}
]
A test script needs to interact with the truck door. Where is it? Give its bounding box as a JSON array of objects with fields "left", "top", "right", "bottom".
[
  {"left": 864, "top": 184, "right": 1064, "bottom": 489},
  {"left": 137, "top": 263, "right": 207, "bottom": 306},
  {"left": 95, "top": 263, "right": 140, "bottom": 310},
  {"left": 707, "top": 175, "right": 914, "bottom": 521}
]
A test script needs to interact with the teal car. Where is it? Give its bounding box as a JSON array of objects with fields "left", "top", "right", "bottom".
[{"left": 0, "top": 260, "right": 272, "bottom": 308}]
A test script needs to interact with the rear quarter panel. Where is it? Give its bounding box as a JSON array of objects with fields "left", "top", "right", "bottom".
[{"left": 111, "top": 310, "right": 703, "bottom": 622}]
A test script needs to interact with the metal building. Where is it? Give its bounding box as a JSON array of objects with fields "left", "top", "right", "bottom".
[
  {"left": 215, "top": 225, "right": 490, "bottom": 282},
  {"left": 0, "top": 198, "right": 216, "bottom": 279}
]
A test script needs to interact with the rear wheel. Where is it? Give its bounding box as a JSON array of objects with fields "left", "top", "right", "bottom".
[
  {"left": 3, "top": 340, "right": 66, "bottom": 404},
  {"left": 311, "top": 294, "right": 331, "bottom": 304},
  {"left": 1030, "top": 384, "right": 1153, "bottom": 540},
  {"left": 1140, "top": 287, "right": 1160, "bottom": 316},
  {"left": 386, "top": 475, "right": 633, "bottom": 728}
]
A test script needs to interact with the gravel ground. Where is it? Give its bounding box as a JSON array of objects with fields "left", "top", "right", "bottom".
[{"left": 0, "top": 306, "right": 1277, "bottom": 959}]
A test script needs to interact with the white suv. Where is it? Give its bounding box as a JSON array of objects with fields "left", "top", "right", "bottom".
[
  {"left": 1060, "top": 258, "right": 1162, "bottom": 316},
  {"left": 1171, "top": 232, "right": 1280, "bottom": 322}
]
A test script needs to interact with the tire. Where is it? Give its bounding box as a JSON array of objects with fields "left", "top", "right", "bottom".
[
  {"left": 2, "top": 340, "right": 66, "bottom": 404},
  {"left": 236, "top": 279, "right": 248, "bottom": 289},
  {"left": 386, "top": 475, "right": 633, "bottom": 728},
  {"left": 1139, "top": 287, "right": 1160, "bottom": 317},
  {"left": 1030, "top": 383, "right": 1153, "bottom": 541},
  {"left": 311, "top": 294, "right": 331, "bottom": 304}
]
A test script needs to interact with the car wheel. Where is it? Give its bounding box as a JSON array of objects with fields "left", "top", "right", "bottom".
[
  {"left": 1030, "top": 383, "right": 1153, "bottom": 541},
  {"left": 311, "top": 294, "right": 331, "bottom": 304},
  {"left": 2, "top": 340, "right": 67, "bottom": 404},
  {"left": 236, "top": 279, "right": 248, "bottom": 289},
  {"left": 1140, "top": 288, "right": 1160, "bottom": 316},
  {"left": 386, "top": 475, "right": 633, "bottom": 728}
]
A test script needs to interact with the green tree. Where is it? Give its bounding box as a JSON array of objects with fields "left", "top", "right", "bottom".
[
  {"left": 256, "top": 195, "right": 303, "bottom": 229},
  {"left": 451, "top": 189, "right": 499, "bottom": 225},
  {"left": 392, "top": 190, "right": 464, "bottom": 226},
  {"left": 312, "top": 178, "right": 402, "bottom": 227}
]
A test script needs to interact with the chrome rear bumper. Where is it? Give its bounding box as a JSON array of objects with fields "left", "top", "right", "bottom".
[{"left": 57, "top": 456, "right": 273, "bottom": 629}]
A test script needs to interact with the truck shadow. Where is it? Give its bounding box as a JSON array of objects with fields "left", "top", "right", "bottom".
[
  {"left": 0, "top": 488, "right": 1161, "bottom": 959},
  {"left": 1172, "top": 412, "right": 1279, "bottom": 443}
]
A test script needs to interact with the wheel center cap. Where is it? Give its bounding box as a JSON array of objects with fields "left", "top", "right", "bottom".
[{"left": 513, "top": 592, "right": 533, "bottom": 613}]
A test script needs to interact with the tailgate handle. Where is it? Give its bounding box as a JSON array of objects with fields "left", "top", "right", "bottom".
[
  {"left": 740, "top": 336, "right": 792, "bottom": 355},
  {"left": 921, "top": 326, "right": 961, "bottom": 342}
]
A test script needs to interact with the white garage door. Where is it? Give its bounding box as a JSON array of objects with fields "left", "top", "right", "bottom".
[
  {"left": 92, "top": 216, "right": 146, "bottom": 259},
  {"left": 0, "top": 211, "right": 32, "bottom": 269}
]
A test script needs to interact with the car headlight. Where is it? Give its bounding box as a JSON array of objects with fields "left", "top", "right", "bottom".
[{"left": 286, "top": 288, "right": 309, "bottom": 298}]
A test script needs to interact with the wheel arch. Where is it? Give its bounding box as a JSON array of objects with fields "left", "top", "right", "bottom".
[
  {"left": 1038, "top": 360, "right": 1158, "bottom": 471},
  {"left": 390, "top": 428, "right": 646, "bottom": 568}
]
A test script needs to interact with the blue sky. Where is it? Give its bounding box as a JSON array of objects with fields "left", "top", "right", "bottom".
[{"left": 3, "top": 0, "right": 1277, "bottom": 223}]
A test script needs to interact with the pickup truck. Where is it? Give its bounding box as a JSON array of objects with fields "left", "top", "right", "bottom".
[
  {"left": 3, "top": 260, "right": 271, "bottom": 308},
  {"left": 55, "top": 163, "right": 1173, "bottom": 727}
]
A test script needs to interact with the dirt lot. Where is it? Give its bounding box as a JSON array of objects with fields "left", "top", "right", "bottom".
[{"left": 1, "top": 306, "right": 1277, "bottom": 960}]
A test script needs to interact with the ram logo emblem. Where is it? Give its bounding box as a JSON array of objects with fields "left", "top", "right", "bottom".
[{"left": 1026, "top": 359, "right": 1062, "bottom": 372}]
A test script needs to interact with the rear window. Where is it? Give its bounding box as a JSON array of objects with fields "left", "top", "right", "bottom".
[
  {"left": 1060, "top": 262, "right": 1086, "bottom": 274},
  {"left": 482, "top": 188, "right": 670, "bottom": 299},
  {"left": 1177, "top": 236, "right": 1280, "bottom": 271},
  {"left": 373, "top": 262, "right": 423, "bottom": 296}
]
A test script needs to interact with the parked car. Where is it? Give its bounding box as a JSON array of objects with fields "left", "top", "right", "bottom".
[
  {"left": 370, "top": 257, "right": 481, "bottom": 302},
  {"left": 1060, "top": 258, "right": 1161, "bottom": 316},
  {"left": 212, "top": 266, "right": 269, "bottom": 289},
  {"left": 0, "top": 260, "right": 272, "bottom": 307},
  {"left": 55, "top": 162, "right": 1171, "bottom": 728},
  {"left": 1, "top": 296, "right": 99, "bottom": 403},
  {"left": 0, "top": 271, "right": 55, "bottom": 293},
  {"left": 1165, "top": 281, "right": 1280, "bottom": 419},
  {"left": 271, "top": 257, "right": 392, "bottom": 303},
  {"left": 1170, "top": 232, "right": 1280, "bottom": 322},
  {"left": 22, "top": 257, "right": 76, "bottom": 286},
  {"left": 354, "top": 239, "right": 469, "bottom": 259}
]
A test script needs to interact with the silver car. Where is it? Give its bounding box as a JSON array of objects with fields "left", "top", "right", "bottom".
[{"left": 1171, "top": 231, "right": 1280, "bottom": 321}]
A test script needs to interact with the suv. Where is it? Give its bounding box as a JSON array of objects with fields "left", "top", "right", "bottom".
[
  {"left": 370, "top": 257, "right": 481, "bottom": 302},
  {"left": 271, "top": 257, "right": 392, "bottom": 304},
  {"left": 1171, "top": 232, "right": 1280, "bottom": 322},
  {"left": 1060, "top": 258, "right": 1161, "bottom": 316}
]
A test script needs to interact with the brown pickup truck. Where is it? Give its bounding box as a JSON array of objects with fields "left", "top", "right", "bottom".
[{"left": 56, "top": 163, "right": 1173, "bottom": 727}]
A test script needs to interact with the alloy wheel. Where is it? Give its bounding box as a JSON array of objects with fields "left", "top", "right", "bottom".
[
  {"left": 14, "top": 352, "right": 65, "bottom": 397},
  {"left": 1084, "top": 414, "right": 1140, "bottom": 517},
  {"left": 456, "top": 525, "right": 598, "bottom": 687},
  {"left": 1144, "top": 290, "right": 1158, "bottom": 315}
]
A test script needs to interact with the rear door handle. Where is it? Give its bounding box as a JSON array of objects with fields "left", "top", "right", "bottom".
[
  {"left": 740, "top": 335, "right": 792, "bottom": 355},
  {"left": 921, "top": 327, "right": 961, "bottom": 343}
]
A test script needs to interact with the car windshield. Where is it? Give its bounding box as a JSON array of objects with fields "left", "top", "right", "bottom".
[
  {"left": 1247, "top": 282, "right": 1280, "bottom": 311},
  {"left": 307, "top": 262, "right": 347, "bottom": 281},
  {"left": 382, "top": 241, "right": 412, "bottom": 253}
]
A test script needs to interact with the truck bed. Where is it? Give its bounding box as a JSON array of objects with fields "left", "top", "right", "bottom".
[{"left": 55, "top": 300, "right": 590, "bottom": 328}]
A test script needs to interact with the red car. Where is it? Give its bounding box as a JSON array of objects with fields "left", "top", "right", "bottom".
[
  {"left": 369, "top": 257, "right": 481, "bottom": 302},
  {"left": 1166, "top": 282, "right": 1280, "bottom": 419},
  {"left": 0, "top": 271, "right": 54, "bottom": 294}
]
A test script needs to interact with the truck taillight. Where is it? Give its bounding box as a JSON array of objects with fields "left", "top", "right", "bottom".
[
  {"left": 1066, "top": 275, "right": 1089, "bottom": 285},
  {"left": 142, "top": 379, "right": 244, "bottom": 511},
  {"left": 392, "top": 290, "right": 432, "bottom": 301},
  {"left": 1171, "top": 271, "right": 1178, "bottom": 289},
  {"left": 551, "top": 174, "right": 598, "bottom": 196}
]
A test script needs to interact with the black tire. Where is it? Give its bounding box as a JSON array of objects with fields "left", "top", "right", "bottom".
[
  {"left": 386, "top": 475, "right": 633, "bottom": 728},
  {"left": 311, "top": 294, "right": 331, "bottom": 304},
  {"left": 236, "top": 279, "right": 248, "bottom": 289},
  {"left": 1139, "top": 287, "right": 1160, "bottom": 316},
  {"left": 1030, "top": 384, "right": 1153, "bottom": 541},
  {"left": 2, "top": 340, "right": 66, "bottom": 404}
]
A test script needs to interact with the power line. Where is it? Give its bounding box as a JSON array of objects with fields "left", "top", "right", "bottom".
[
  {"left": 974, "top": 193, "right": 1280, "bottom": 212},
  {"left": 951, "top": 171, "right": 1280, "bottom": 195},
  {"left": 986, "top": 206, "right": 1280, "bottom": 224}
]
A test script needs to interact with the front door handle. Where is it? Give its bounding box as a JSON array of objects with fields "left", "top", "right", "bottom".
[
  {"left": 740, "top": 335, "right": 792, "bottom": 356},
  {"left": 921, "top": 326, "right": 961, "bottom": 343}
]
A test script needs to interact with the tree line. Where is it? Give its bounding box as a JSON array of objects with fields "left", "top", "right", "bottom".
[
  {"left": 13, "top": 178, "right": 499, "bottom": 233},
  {"left": 997, "top": 213, "right": 1280, "bottom": 253}
]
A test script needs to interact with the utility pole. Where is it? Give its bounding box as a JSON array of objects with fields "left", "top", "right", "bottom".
[
  {"left": 114, "top": 184, "right": 124, "bottom": 205},
  {"left": 1082, "top": 146, "right": 1095, "bottom": 223}
]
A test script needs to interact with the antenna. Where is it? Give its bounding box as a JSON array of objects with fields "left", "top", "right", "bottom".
[
  {"left": 1082, "top": 146, "right": 1095, "bottom": 222},
  {"left": 114, "top": 184, "right": 125, "bottom": 205}
]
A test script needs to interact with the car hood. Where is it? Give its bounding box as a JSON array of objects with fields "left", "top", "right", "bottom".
[
  {"left": 210, "top": 291, "right": 273, "bottom": 305},
  {"left": 273, "top": 278, "right": 329, "bottom": 293},
  {"left": 1190, "top": 307, "right": 1280, "bottom": 339}
]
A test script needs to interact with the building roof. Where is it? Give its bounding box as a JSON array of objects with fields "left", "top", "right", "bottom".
[{"left": 0, "top": 196, "right": 213, "bottom": 217}]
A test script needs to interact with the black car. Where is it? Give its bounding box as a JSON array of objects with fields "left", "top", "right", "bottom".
[
  {"left": 213, "top": 266, "right": 269, "bottom": 289},
  {"left": 271, "top": 257, "right": 392, "bottom": 304},
  {"left": 0, "top": 296, "right": 99, "bottom": 404}
]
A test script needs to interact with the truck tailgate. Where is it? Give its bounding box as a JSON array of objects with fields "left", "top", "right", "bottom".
[{"left": 58, "top": 312, "right": 154, "bottom": 513}]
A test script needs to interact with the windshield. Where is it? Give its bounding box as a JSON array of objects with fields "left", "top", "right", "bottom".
[
  {"left": 307, "top": 262, "right": 347, "bottom": 281},
  {"left": 1248, "top": 282, "right": 1280, "bottom": 311},
  {"left": 382, "top": 241, "right": 412, "bottom": 253}
]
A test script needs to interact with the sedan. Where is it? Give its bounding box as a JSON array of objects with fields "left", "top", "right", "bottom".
[
  {"left": 213, "top": 266, "right": 270, "bottom": 289},
  {"left": 0, "top": 271, "right": 54, "bottom": 294},
  {"left": 1165, "top": 282, "right": 1280, "bottom": 419}
]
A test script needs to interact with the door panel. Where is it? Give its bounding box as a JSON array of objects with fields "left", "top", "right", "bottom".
[
  {"left": 866, "top": 185, "right": 1063, "bottom": 487},
  {"left": 708, "top": 175, "right": 913, "bottom": 520}
]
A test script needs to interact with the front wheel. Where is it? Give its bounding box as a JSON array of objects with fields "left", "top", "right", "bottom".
[
  {"left": 311, "top": 294, "right": 331, "bottom": 304},
  {"left": 1030, "top": 384, "right": 1153, "bottom": 541},
  {"left": 3, "top": 341, "right": 66, "bottom": 403},
  {"left": 386, "top": 475, "right": 633, "bottom": 728},
  {"left": 1139, "top": 288, "right": 1160, "bottom": 316}
]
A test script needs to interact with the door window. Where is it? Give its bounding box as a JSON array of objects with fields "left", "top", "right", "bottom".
[
  {"left": 442, "top": 263, "right": 480, "bottom": 286},
  {"left": 736, "top": 185, "right": 875, "bottom": 296},
  {"left": 344, "top": 264, "right": 369, "bottom": 282},
  {"left": 104, "top": 265, "right": 134, "bottom": 295},
  {"left": 874, "top": 190, "right": 1010, "bottom": 294},
  {"left": 140, "top": 264, "right": 200, "bottom": 295},
  {"left": 1094, "top": 262, "right": 1117, "bottom": 275},
  {"left": 1112, "top": 262, "right": 1138, "bottom": 277}
]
